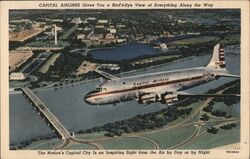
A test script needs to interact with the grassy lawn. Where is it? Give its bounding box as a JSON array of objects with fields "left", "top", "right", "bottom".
[
  {"left": 184, "top": 112, "right": 201, "bottom": 124},
  {"left": 61, "top": 25, "right": 78, "bottom": 40},
  {"left": 141, "top": 125, "right": 196, "bottom": 149},
  {"left": 65, "top": 143, "right": 96, "bottom": 150},
  {"left": 205, "top": 114, "right": 225, "bottom": 122},
  {"left": 24, "top": 139, "right": 63, "bottom": 150},
  {"left": 213, "top": 102, "right": 230, "bottom": 112},
  {"left": 220, "top": 34, "right": 240, "bottom": 45},
  {"left": 212, "top": 102, "right": 240, "bottom": 118},
  {"left": 171, "top": 36, "right": 220, "bottom": 45},
  {"left": 99, "top": 137, "right": 155, "bottom": 149},
  {"left": 169, "top": 101, "right": 205, "bottom": 126},
  {"left": 230, "top": 103, "right": 240, "bottom": 118},
  {"left": 179, "top": 122, "right": 240, "bottom": 149},
  {"left": 199, "top": 122, "right": 218, "bottom": 133},
  {"left": 76, "top": 132, "right": 107, "bottom": 141}
]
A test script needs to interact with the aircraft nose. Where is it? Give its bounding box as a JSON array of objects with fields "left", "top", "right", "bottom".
[
  {"left": 84, "top": 95, "right": 92, "bottom": 105},
  {"left": 84, "top": 94, "right": 99, "bottom": 105}
]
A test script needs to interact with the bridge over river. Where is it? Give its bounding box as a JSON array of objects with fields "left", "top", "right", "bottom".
[{"left": 19, "top": 87, "right": 71, "bottom": 140}]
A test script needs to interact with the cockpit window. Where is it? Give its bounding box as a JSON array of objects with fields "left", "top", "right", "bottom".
[
  {"left": 96, "top": 87, "right": 107, "bottom": 92},
  {"left": 96, "top": 87, "right": 102, "bottom": 92}
]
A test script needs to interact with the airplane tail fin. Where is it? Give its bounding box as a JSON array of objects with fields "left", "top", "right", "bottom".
[
  {"left": 206, "top": 43, "right": 226, "bottom": 70},
  {"left": 206, "top": 43, "right": 240, "bottom": 78}
]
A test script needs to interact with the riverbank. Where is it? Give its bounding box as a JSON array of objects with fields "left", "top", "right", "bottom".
[
  {"left": 10, "top": 55, "right": 195, "bottom": 94},
  {"left": 10, "top": 48, "right": 240, "bottom": 94},
  {"left": 70, "top": 42, "right": 126, "bottom": 54},
  {"left": 9, "top": 46, "right": 240, "bottom": 145}
]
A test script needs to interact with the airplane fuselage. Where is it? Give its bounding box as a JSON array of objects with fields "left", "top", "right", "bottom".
[
  {"left": 84, "top": 43, "right": 239, "bottom": 106},
  {"left": 84, "top": 67, "right": 219, "bottom": 105}
]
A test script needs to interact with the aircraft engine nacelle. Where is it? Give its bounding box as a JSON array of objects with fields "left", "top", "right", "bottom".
[
  {"left": 137, "top": 93, "right": 159, "bottom": 105},
  {"left": 160, "top": 93, "right": 178, "bottom": 105}
]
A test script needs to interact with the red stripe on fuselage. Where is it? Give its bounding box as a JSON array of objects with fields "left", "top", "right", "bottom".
[
  {"left": 219, "top": 57, "right": 225, "bottom": 61},
  {"left": 85, "top": 75, "right": 205, "bottom": 99}
]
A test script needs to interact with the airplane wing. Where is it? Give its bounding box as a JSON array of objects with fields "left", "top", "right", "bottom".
[
  {"left": 136, "top": 89, "right": 240, "bottom": 105},
  {"left": 94, "top": 69, "right": 120, "bottom": 81}
]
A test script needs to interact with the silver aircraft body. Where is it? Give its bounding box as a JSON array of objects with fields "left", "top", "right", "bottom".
[{"left": 84, "top": 43, "right": 239, "bottom": 105}]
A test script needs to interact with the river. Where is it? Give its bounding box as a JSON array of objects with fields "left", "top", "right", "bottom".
[
  {"left": 88, "top": 43, "right": 161, "bottom": 61},
  {"left": 9, "top": 46, "right": 240, "bottom": 145}
]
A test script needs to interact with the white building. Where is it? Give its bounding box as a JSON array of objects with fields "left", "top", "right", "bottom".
[
  {"left": 110, "top": 28, "right": 117, "bottom": 34},
  {"left": 71, "top": 18, "right": 82, "bottom": 24},
  {"left": 10, "top": 19, "right": 30, "bottom": 23},
  {"left": 89, "top": 33, "right": 103, "bottom": 41},
  {"left": 116, "top": 24, "right": 126, "bottom": 28},
  {"left": 95, "top": 25, "right": 105, "bottom": 29},
  {"left": 83, "top": 26, "right": 92, "bottom": 31},
  {"left": 32, "top": 22, "right": 46, "bottom": 28},
  {"left": 9, "top": 72, "right": 27, "bottom": 80},
  {"left": 9, "top": 25, "right": 16, "bottom": 32},
  {"left": 46, "top": 19, "right": 63, "bottom": 23},
  {"left": 160, "top": 43, "right": 168, "bottom": 49},
  {"left": 187, "top": 32, "right": 201, "bottom": 35},
  {"left": 100, "top": 64, "right": 120, "bottom": 70},
  {"left": 177, "top": 19, "right": 187, "bottom": 24},
  {"left": 87, "top": 17, "right": 96, "bottom": 21},
  {"left": 105, "top": 33, "right": 115, "bottom": 39},
  {"left": 98, "top": 19, "right": 108, "bottom": 24},
  {"left": 77, "top": 34, "right": 85, "bottom": 40},
  {"left": 83, "top": 20, "right": 89, "bottom": 24},
  {"left": 117, "top": 39, "right": 127, "bottom": 43}
]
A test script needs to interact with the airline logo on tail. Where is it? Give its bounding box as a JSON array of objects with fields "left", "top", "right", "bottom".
[
  {"left": 206, "top": 43, "right": 226, "bottom": 69},
  {"left": 218, "top": 44, "right": 226, "bottom": 68}
]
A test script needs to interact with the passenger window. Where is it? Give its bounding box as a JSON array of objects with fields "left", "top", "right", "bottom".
[{"left": 96, "top": 87, "right": 101, "bottom": 91}]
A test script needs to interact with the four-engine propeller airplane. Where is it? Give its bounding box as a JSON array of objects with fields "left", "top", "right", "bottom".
[{"left": 84, "top": 43, "right": 240, "bottom": 106}]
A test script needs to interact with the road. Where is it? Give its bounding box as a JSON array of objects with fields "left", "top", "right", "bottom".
[
  {"left": 22, "top": 83, "right": 239, "bottom": 150},
  {"left": 21, "top": 87, "right": 71, "bottom": 139}
]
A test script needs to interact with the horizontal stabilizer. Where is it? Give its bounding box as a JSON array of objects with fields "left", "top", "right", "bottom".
[
  {"left": 215, "top": 73, "right": 240, "bottom": 78},
  {"left": 177, "top": 94, "right": 240, "bottom": 99},
  {"left": 94, "top": 70, "right": 120, "bottom": 81}
]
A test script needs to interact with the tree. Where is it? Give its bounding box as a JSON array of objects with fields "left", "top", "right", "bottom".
[
  {"left": 200, "top": 113, "right": 209, "bottom": 121},
  {"left": 207, "top": 127, "right": 219, "bottom": 134},
  {"left": 220, "top": 123, "right": 236, "bottom": 130},
  {"left": 211, "top": 110, "right": 226, "bottom": 117},
  {"left": 104, "top": 132, "right": 114, "bottom": 137}
]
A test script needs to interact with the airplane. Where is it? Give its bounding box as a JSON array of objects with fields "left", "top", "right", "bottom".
[{"left": 84, "top": 43, "right": 240, "bottom": 106}]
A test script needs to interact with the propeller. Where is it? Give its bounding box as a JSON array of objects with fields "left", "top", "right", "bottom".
[{"left": 100, "top": 77, "right": 104, "bottom": 83}]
